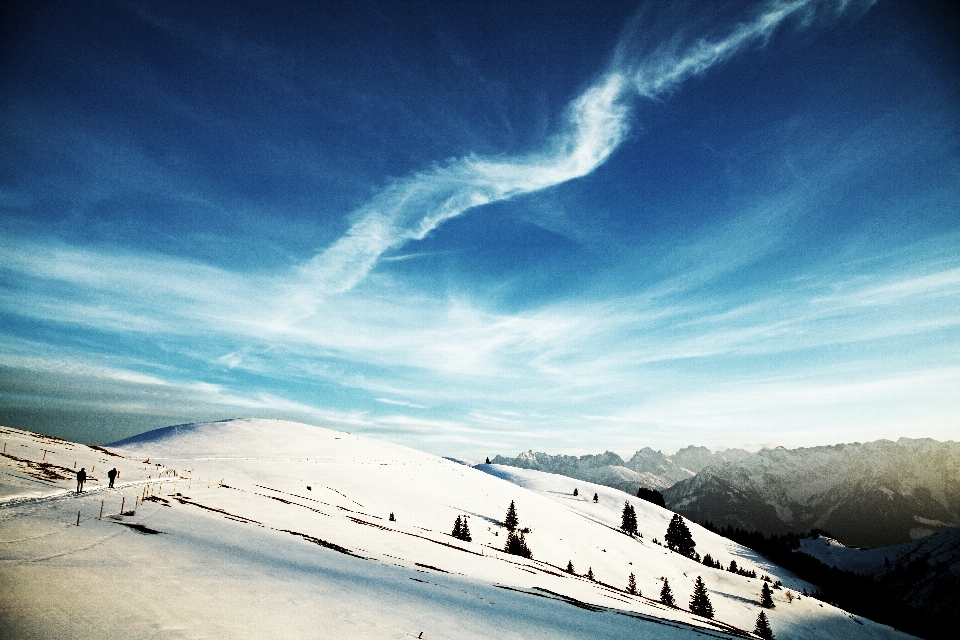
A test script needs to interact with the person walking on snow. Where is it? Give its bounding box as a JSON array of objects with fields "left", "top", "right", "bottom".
[
  {"left": 76, "top": 468, "right": 86, "bottom": 493},
  {"left": 107, "top": 468, "right": 118, "bottom": 488}
]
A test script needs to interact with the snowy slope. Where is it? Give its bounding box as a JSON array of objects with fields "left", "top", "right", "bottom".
[
  {"left": 1, "top": 419, "right": 916, "bottom": 639},
  {"left": 800, "top": 528, "right": 960, "bottom": 577},
  {"left": 798, "top": 529, "right": 960, "bottom": 622}
]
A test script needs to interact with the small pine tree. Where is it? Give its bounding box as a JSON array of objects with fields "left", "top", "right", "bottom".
[
  {"left": 754, "top": 611, "right": 775, "bottom": 639},
  {"left": 593, "top": 492, "right": 599, "bottom": 503},
  {"left": 760, "top": 582, "right": 775, "bottom": 608},
  {"left": 627, "top": 572, "right": 637, "bottom": 595},
  {"left": 688, "top": 576, "right": 714, "bottom": 618},
  {"left": 586, "top": 567, "right": 595, "bottom": 581},
  {"left": 460, "top": 516, "right": 471, "bottom": 541},
  {"left": 566, "top": 560, "right": 575, "bottom": 574},
  {"left": 660, "top": 578, "right": 675, "bottom": 606},
  {"left": 702, "top": 553, "right": 713, "bottom": 567},
  {"left": 573, "top": 488, "right": 578, "bottom": 496},
  {"left": 389, "top": 512, "right": 395, "bottom": 521},
  {"left": 729, "top": 560, "right": 738, "bottom": 573},
  {"left": 621, "top": 501, "right": 638, "bottom": 535},
  {"left": 504, "top": 500, "right": 519, "bottom": 532},
  {"left": 664, "top": 514, "right": 697, "bottom": 558},
  {"left": 504, "top": 530, "right": 532, "bottom": 558},
  {"left": 452, "top": 515, "right": 462, "bottom": 539}
]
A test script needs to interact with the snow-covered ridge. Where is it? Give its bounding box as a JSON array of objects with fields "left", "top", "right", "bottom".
[
  {"left": 491, "top": 445, "right": 750, "bottom": 492},
  {"left": 797, "top": 527, "right": 960, "bottom": 622},
  {"left": 1, "top": 419, "right": 915, "bottom": 639}
]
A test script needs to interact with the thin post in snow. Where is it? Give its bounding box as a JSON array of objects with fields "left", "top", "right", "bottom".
[
  {"left": 76, "top": 511, "right": 80, "bottom": 526},
  {"left": 121, "top": 497, "right": 125, "bottom": 513},
  {"left": 99, "top": 500, "right": 104, "bottom": 520}
]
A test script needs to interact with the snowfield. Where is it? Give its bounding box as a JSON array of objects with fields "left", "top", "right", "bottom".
[{"left": 1, "top": 419, "right": 917, "bottom": 639}]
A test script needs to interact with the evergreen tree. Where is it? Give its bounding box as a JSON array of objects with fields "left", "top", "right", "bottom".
[
  {"left": 688, "top": 576, "right": 714, "bottom": 618},
  {"left": 504, "top": 500, "right": 519, "bottom": 532},
  {"left": 593, "top": 492, "right": 599, "bottom": 503},
  {"left": 702, "top": 553, "right": 713, "bottom": 567},
  {"left": 754, "top": 611, "right": 775, "bottom": 639},
  {"left": 566, "top": 559, "right": 575, "bottom": 574},
  {"left": 460, "top": 515, "right": 471, "bottom": 542},
  {"left": 627, "top": 572, "right": 637, "bottom": 595},
  {"left": 586, "top": 567, "right": 595, "bottom": 581},
  {"left": 389, "top": 512, "right": 395, "bottom": 521},
  {"left": 760, "top": 581, "right": 775, "bottom": 608},
  {"left": 573, "top": 488, "right": 578, "bottom": 496},
  {"left": 664, "top": 514, "right": 697, "bottom": 558},
  {"left": 621, "top": 501, "right": 638, "bottom": 535},
  {"left": 504, "top": 530, "right": 532, "bottom": 558},
  {"left": 729, "top": 560, "right": 738, "bottom": 573},
  {"left": 451, "top": 515, "right": 462, "bottom": 539},
  {"left": 660, "top": 578, "right": 675, "bottom": 606}
]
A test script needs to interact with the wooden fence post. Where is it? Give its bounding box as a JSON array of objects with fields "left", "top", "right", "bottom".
[
  {"left": 76, "top": 511, "right": 80, "bottom": 526},
  {"left": 121, "top": 496, "right": 125, "bottom": 514},
  {"left": 99, "top": 500, "right": 104, "bottom": 520}
]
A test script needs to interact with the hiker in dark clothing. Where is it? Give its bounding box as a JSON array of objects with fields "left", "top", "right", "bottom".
[
  {"left": 107, "top": 468, "right": 118, "bottom": 488},
  {"left": 76, "top": 468, "right": 86, "bottom": 493}
]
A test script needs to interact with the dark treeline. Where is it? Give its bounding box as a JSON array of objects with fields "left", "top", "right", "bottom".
[
  {"left": 700, "top": 522, "right": 950, "bottom": 639},
  {"left": 636, "top": 486, "right": 665, "bottom": 507}
]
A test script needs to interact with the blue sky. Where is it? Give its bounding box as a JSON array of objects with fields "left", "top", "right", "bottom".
[{"left": 1, "top": 0, "right": 958, "bottom": 458}]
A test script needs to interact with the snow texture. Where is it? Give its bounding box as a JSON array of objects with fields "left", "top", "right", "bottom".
[{"left": 1, "top": 420, "right": 917, "bottom": 639}]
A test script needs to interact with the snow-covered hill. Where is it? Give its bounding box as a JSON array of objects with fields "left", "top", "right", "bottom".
[
  {"left": 491, "top": 446, "right": 750, "bottom": 493},
  {"left": 798, "top": 528, "right": 960, "bottom": 623},
  {"left": 1, "top": 420, "right": 915, "bottom": 639},
  {"left": 663, "top": 439, "right": 960, "bottom": 548}
]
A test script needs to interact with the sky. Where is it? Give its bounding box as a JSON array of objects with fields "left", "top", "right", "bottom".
[{"left": 0, "top": 0, "right": 958, "bottom": 459}]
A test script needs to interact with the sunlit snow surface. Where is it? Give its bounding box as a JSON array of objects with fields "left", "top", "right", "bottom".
[{"left": 1, "top": 419, "right": 916, "bottom": 639}]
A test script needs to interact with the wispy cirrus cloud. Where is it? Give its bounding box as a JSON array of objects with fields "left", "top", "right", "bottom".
[{"left": 290, "top": 0, "right": 861, "bottom": 311}]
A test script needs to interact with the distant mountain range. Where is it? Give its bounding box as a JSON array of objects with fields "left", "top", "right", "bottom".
[
  {"left": 490, "top": 445, "right": 750, "bottom": 493},
  {"left": 664, "top": 438, "right": 960, "bottom": 548},
  {"left": 493, "top": 438, "right": 960, "bottom": 549}
]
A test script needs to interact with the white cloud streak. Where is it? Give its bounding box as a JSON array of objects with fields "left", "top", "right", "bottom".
[{"left": 292, "top": 0, "right": 848, "bottom": 312}]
